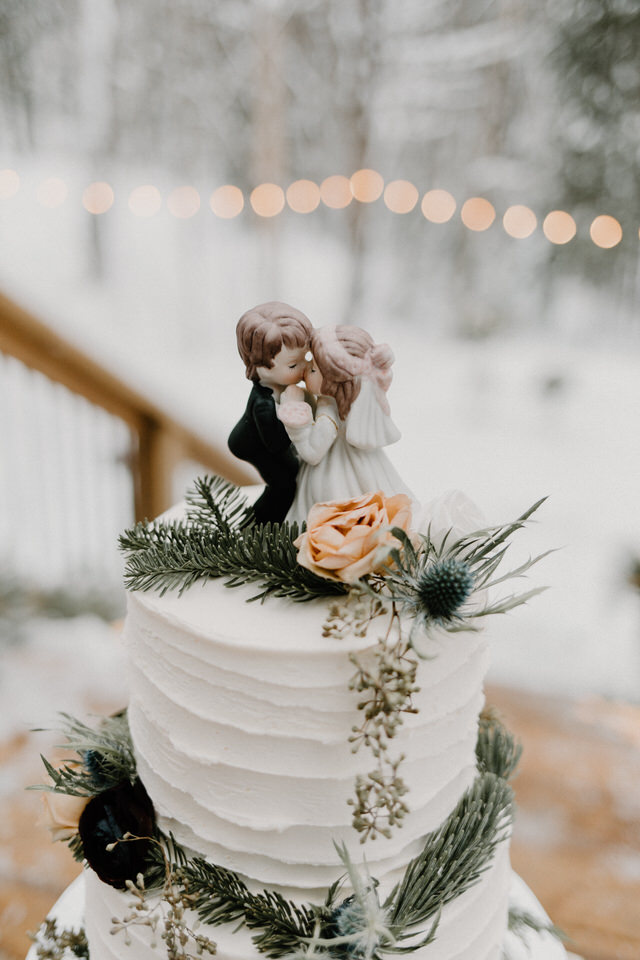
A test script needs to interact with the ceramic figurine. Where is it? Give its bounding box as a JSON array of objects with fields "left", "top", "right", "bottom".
[
  {"left": 277, "top": 324, "right": 414, "bottom": 525},
  {"left": 228, "top": 302, "right": 312, "bottom": 523}
]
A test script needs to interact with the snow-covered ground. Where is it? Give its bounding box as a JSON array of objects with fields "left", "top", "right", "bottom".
[{"left": 1, "top": 160, "right": 639, "bottom": 704}]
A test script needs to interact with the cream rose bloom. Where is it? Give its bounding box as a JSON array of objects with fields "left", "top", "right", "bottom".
[
  {"left": 39, "top": 791, "right": 89, "bottom": 842},
  {"left": 294, "top": 491, "right": 413, "bottom": 583}
]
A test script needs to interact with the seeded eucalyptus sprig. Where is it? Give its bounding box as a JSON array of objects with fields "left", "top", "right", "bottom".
[
  {"left": 30, "top": 918, "right": 89, "bottom": 959},
  {"left": 347, "top": 605, "right": 420, "bottom": 842}
]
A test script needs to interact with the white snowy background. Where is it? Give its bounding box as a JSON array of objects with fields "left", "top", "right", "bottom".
[{"left": 1, "top": 1, "right": 640, "bottom": 741}]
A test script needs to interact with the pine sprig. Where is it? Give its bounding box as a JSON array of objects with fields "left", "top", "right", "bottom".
[
  {"left": 183, "top": 857, "right": 319, "bottom": 958},
  {"left": 508, "top": 908, "right": 566, "bottom": 945},
  {"left": 385, "top": 773, "right": 514, "bottom": 934},
  {"left": 476, "top": 709, "right": 523, "bottom": 781},
  {"left": 121, "top": 512, "right": 348, "bottom": 602},
  {"left": 185, "top": 474, "right": 249, "bottom": 528}
]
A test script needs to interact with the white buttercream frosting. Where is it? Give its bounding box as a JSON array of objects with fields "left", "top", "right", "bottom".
[
  {"left": 123, "top": 575, "right": 489, "bottom": 889},
  {"left": 84, "top": 496, "right": 514, "bottom": 960}
]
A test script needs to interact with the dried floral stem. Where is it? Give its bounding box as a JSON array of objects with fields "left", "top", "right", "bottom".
[
  {"left": 109, "top": 835, "right": 217, "bottom": 959},
  {"left": 346, "top": 603, "right": 420, "bottom": 841}
]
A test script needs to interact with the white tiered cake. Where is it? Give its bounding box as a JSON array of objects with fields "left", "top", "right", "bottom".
[
  {"left": 30, "top": 306, "right": 567, "bottom": 960},
  {"left": 85, "top": 577, "right": 504, "bottom": 959}
]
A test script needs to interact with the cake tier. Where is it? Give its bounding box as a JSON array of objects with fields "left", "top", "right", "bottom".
[
  {"left": 124, "top": 575, "right": 488, "bottom": 893},
  {"left": 84, "top": 839, "right": 512, "bottom": 960}
]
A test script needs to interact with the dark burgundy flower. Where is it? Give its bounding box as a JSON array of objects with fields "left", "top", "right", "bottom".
[{"left": 78, "top": 778, "right": 155, "bottom": 888}]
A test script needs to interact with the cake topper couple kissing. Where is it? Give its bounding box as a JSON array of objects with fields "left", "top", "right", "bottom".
[{"left": 228, "top": 301, "right": 413, "bottom": 525}]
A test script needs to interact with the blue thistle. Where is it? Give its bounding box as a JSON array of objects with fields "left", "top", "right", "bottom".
[{"left": 416, "top": 558, "right": 474, "bottom": 621}]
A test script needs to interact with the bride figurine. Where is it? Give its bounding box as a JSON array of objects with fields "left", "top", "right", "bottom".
[{"left": 278, "top": 324, "right": 414, "bottom": 526}]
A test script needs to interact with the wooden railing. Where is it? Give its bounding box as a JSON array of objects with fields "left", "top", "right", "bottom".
[{"left": 0, "top": 290, "right": 250, "bottom": 521}]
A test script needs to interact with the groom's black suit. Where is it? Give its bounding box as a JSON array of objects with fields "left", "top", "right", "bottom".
[{"left": 228, "top": 382, "right": 298, "bottom": 524}]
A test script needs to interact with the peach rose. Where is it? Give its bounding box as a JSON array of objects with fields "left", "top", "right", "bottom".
[
  {"left": 295, "top": 491, "right": 412, "bottom": 583},
  {"left": 39, "top": 791, "right": 89, "bottom": 842}
]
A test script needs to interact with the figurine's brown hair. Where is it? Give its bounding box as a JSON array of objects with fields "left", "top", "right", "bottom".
[
  {"left": 236, "top": 302, "right": 313, "bottom": 382},
  {"left": 311, "top": 325, "right": 394, "bottom": 419}
]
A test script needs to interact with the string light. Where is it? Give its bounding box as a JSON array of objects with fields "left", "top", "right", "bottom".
[
  {"left": 320, "top": 175, "right": 352, "bottom": 209},
  {"left": 461, "top": 197, "right": 495, "bottom": 232},
  {"left": 210, "top": 185, "right": 244, "bottom": 218},
  {"left": 542, "top": 210, "right": 576, "bottom": 245},
  {"left": 286, "top": 179, "right": 320, "bottom": 214},
  {"left": 421, "top": 189, "right": 456, "bottom": 223},
  {"left": 168, "top": 186, "right": 200, "bottom": 219},
  {"left": 128, "top": 185, "right": 162, "bottom": 217},
  {"left": 0, "top": 169, "right": 20, "bottom": 199},
  {"left": 3, "top": 165, "right": 636, "bottom": 248},
  {"left": 36, "top": 177, "right": 68, "bottom": 208},
  {"left": 350, "top": 169, "right": 384, "bottom": 203},
  {"left": 250, "top": 182, "right": 285, "bottom": 217},
  {"left": 590, "top": 214, "right": 622, "bottom": 249},
  {"left": 503, "top": 205, "right": 537, "bottom": 239},
  {"left": 82, "top": 181, "right": 114, "bottom": 214},
  {"left": 384, "top": 180, "right": 418, "bottom": 214}
]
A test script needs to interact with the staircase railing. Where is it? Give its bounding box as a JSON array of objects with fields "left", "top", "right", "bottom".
[{"left": 0, "top": 290, "right": 250, "bottom": 523}]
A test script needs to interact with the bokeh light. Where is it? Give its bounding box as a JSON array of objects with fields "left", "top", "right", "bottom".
[
  {"left": 286, "top": 179, "right": 321, "bottom": 214},
  {"left": 421, "top": 189, "right": 456, "bottom": 223},
  {"left": 36, "top": 177, "right": 68, "bottom": 208},
  {"left": 0, "top": 168, "right": 20, "bottom": 199},
  {"left": 82, "top": 181, "right": 114, "bottom": 214},
  {"left": 250, "top": 182, "right": 285, "bottom": 217},
  {"left": 210, "top": 185, "right": 244, "bottom": 218},
  {"left": 460, "top": 197, "right": 496, "bottom": 231},
  {"left": 503, "top": 205, "right": 537, "bottom": 239},
  {"left": 128, "top": 185, "right": 162, "bottom": 217},
  {"left": 320, "top": 175, "right": 352, "bottom": 209},
  {"left": 590, "top": 214, "right": 622, "bottom": 249},
  {"left": 384, "top": 179, "right": 418, "bottom": 214},
  {"left": 167, "top": 186, "right": 200, "bottom": 219},
  {"left": 542, "top": 210, "right": 576, "bottom": 245},
  {"left": 350, "top": 168, "right": 384, "bottom": 203}
]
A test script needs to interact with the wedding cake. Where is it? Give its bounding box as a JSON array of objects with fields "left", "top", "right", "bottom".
[{"left": 31, "top": 304, "right": 565, "bottom": 960}]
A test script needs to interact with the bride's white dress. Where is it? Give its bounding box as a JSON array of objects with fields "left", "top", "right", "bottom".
[{"left": 284, "top": 379, "right": 414, "bottom": 526}]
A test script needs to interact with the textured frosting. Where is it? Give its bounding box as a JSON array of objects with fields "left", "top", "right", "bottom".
[
  {"left": 84, "top": 840, "right": 511, "bottom": 960},
  {"left": 84, "top": 500, "right": 513, "bottom": 960},
  {"left": 123, "top": 575, "right": 488, "bottom": 892}
]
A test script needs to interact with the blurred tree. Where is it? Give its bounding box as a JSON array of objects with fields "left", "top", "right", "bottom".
[{"left": 549, "top": 0, "right": 640, "bottom": 278}]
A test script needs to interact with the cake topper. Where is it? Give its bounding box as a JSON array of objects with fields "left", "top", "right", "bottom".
[
  {"left": 228, "top": 301, "right": 312, "bottom": 523},
  {"left": 277, "top": 324, "right": 414, "bottom": 525}
]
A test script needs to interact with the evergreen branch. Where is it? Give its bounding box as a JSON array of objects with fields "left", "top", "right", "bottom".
[
  {"left": 185, "top": 475, "right": 249, "bottom": 529},
  {"left": 184, "top": 857, "right": 318, "bottom": 958},
  {"left": 385, "top": 773, "right": 514, "bottom": 933},
  {"left": 476, "top": 709, "right": 523, "bottom": 781},
  {"left": 121, "top": 513, "right": 347, "bottom": 602},
  {"left": 508, "top": 908, "right": 566, "bottom": 944}
]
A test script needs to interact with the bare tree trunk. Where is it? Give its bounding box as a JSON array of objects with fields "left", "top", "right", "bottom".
[
  {"left": 251, "top": 8, "right": 287, "bottom": 291},
  {"left": 79, "top": 0, "right": 118, "bottom": 281},
  {"left": 344, "top": 0, "right": 383, "bottom": 323}
]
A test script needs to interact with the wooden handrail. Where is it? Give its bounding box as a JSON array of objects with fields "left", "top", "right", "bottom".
[{"left": 0, "top": 290, "right": 251, "bottom": 518}]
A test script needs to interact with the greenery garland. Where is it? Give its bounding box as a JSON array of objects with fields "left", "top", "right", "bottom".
[
  {"left": 36, "top": 709, "right": 523, "bottom": 959},
  {"left": 119, "top": 476, "right": 548, "bottom": 615},
  {"left": 119, "top": 475, "right": 348, "bottom": 602}
]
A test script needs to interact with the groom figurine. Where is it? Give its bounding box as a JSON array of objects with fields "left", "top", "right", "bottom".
[{"left": 228, "top": 302, "right": 312, "bottom": 523}]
